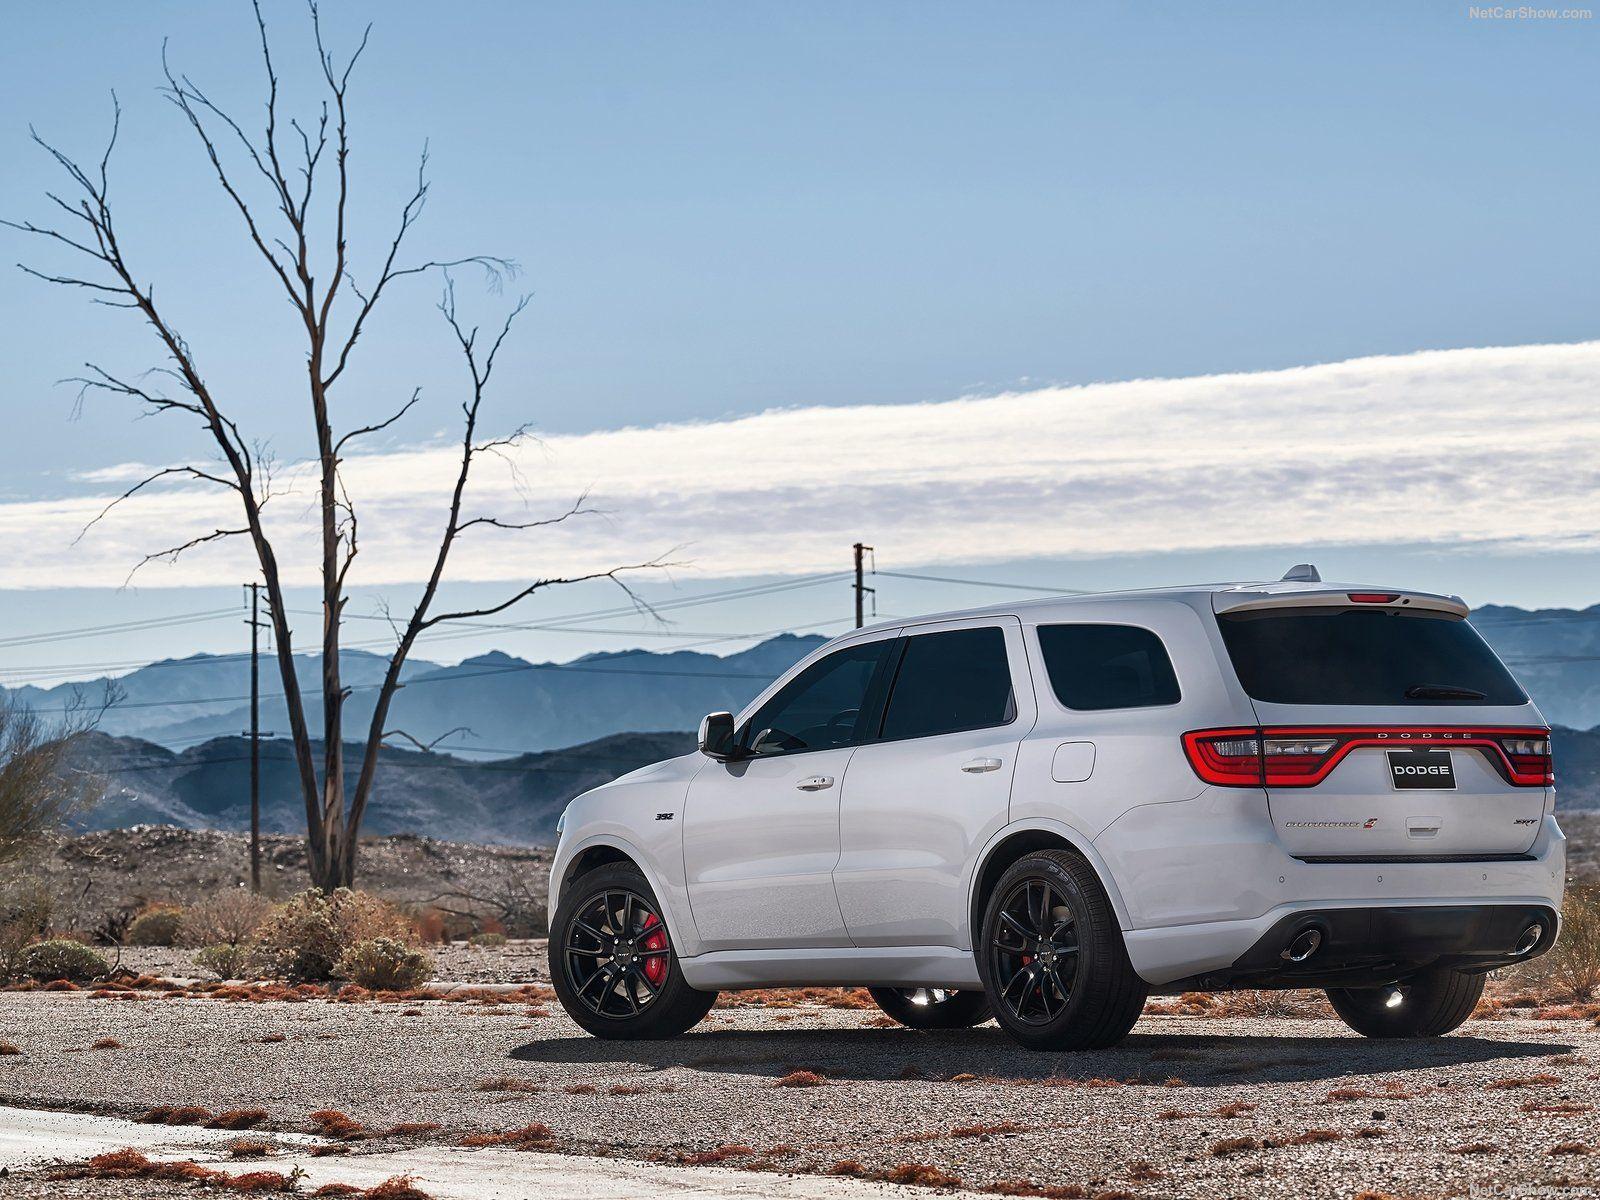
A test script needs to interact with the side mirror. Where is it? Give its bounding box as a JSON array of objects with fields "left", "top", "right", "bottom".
[{"left": 698, "top": 711, "right": 738, "bottom": 760}]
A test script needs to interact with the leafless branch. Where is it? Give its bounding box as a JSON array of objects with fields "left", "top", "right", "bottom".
[
  {"left": 76, "top": 465, "right": 240, "bottom": 545},
  {"left": 334, "top": 387, "right": 422, "bottom": 453},
  {"left": 382, "top": 726, "right": 474, "bottom": 754}
]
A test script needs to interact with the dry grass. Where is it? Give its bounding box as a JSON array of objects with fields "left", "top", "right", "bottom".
[
  {"left": 1212, "top": 1100, "right": 1257, "bottom": 1118},
  {"left": 1521, "top": 1100, "right": 1593, "bottom": 1115},
  {"left": 563, "top": 1083, "right": 597, "bottom": 1095},
  {"left": 139, "top": 1106, "right": 214, "bottom": 1126},
  {"left": 1450, "top": 1142, "right": 1498, "bottom": 1154},
  {"left": 1550, "top": 1142, "right": 1592, "bottom": 1155},
  {"left": 474, "top": 1076, "right": 539, "bottom": 1093},
  {"left": 385, "top": 1122, "right": 442, "bottom": 1137},
  {"left": 207, "top": 1110, "right": 269, "bottom": 1130},
  {"left": 90, "top": 1036, "right": 121, "bottom": 1050},
  {"left": 0, "top": 1041, "right": 19, "bottom": 1054},
  {"left": 1210, "top": 1136, "right": 1262, "bottom": 1157},
  {"left": 679, "top": 1144, "right": 758, "bottom": 1165},
  {"left": 309, "top": 1110, "right": 365, "bottom": 1139},
  {"left": 775, "top": 1069, "right": 827, "bottom": 1088},
  {"left": 951, "top": 1121, "right": 1031, "bottom": 1138},
  {"left": 1285, "top": 1129, "right": 1342, "bottom": 1145},
  {"left": 977, "top": 1184, "right": 1089, "bottom": 1199},
  {"left": 457, "top": 1123, "right": 556, "bottom": 1150},
  {"left": 1325, "top": 1087, "right": 1373, "bottom": 1102},
  {"left": 1485, "top": 1074, "right": 1561, "bottom": 1090},
  {"left": 227, "top": 1139, "right": 274, "bottom": 1159},
  {"left": 882, "top": 1163, "right": 963, "bottom": 1187}
]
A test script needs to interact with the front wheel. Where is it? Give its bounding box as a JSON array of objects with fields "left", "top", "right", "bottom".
[
  {"left": 868, "top": 987, "right": 992, "bottom": 1030},
  {"left": 1326, "top": 967, "right": 1485, "bottom": 1038},
  {"left": 550, "top": 862, "right": 717, "bottom": 1039},
  {"left": 978, "top": 850, "right": 1147, "bottom": 1051}
]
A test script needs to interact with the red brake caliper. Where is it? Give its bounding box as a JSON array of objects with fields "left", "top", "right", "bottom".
[{"left": 640, "top": 913, "right": 668, "bottom": 985}]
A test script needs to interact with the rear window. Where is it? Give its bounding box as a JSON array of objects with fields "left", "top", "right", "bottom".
[
  {"left": 1037, "top": 624, "right": 1182, "bottom": 711},
  {"left": 1217, "top": 608, "right": 1526, "bottom": 706}
]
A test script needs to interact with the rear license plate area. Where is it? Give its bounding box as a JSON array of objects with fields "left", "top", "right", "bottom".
[{"left": 1387, "top": 748, "right": 1456, "bottom": 790}]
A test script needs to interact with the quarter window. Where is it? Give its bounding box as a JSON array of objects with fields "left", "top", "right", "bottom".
[
  {"left": 1038, "top": 624, "right": 1181, "bottom": 711},
  {"left": 878, "top": 627, "right": 1016, "bottom": 741},
  {"left": 742, "top": 640, "right": 890, "bottom": 756}
]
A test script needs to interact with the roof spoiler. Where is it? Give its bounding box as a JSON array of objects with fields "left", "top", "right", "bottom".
[{"left": 1215, "top": 587, "right": 1470, "bottom": 619}]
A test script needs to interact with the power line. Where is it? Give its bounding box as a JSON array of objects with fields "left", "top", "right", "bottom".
[
  {"left": 873, "top": 570, "right": 1092, "bottom": 595},
  {"left": 0, "top": 607, "right": 240, "bottom": 650}
]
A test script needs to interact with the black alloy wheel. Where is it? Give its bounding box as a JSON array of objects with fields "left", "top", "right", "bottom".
[
  {"left": 563, "top": 888, "right": 672, "bottom": 1018},
  {"left": 978, "top": 850, "right": 1146, "bottom": 1051},
  {"left": 991, "top": 877, "right": 1080, "bottom": 1025},
  {"left": 550, "top": 862, "right": 717, "bottom": 1039}
]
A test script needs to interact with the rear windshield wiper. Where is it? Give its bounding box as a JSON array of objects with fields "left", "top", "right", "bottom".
[{"left": 1404, "top": 683, "right": 1487, "bottom": 701}]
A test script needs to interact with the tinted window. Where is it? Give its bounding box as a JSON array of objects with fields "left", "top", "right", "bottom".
[
  {"left": 1038, "top": 624, "right": 1181, "bottom": 711},
  {"left": 1218, "top": 608, "right": 1526, "bottom": 706},
  {"left": 879, "top": 627, "right": 1015, "bottom": 741},
  {"left": 742, "top": 641, "right": 889, "bottom": 756}
]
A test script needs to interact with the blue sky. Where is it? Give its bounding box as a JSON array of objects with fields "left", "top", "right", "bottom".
[{"left": 0, "top": 1, "right": 1597, "bottom": 682}]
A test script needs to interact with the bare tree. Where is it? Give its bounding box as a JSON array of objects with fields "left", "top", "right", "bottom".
[
  {"left": 0, "top": 698, "right": 102, "bottom": 870},
  {"left": 3, "top": 3, "right": 660, "bottom": 889}
]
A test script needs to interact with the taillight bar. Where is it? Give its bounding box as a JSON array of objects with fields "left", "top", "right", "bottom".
[{"left": 1182, "top": 726, "right": 1552, "bottom": 788}]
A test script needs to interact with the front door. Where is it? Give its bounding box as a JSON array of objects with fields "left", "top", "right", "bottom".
[
  {"left": 682, "top": 635, "right": 896, "bottom": 951},
  {"left": 835, "top": 618, "right": 1034, "bottom": 949}
]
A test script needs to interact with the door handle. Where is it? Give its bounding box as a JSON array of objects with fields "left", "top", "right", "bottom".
[
  {"left": 961, "top": 757, "right": 1003, "bottom": 773},
  {"left": 796, "top": 775, "right": 834, "bottom": 791}
]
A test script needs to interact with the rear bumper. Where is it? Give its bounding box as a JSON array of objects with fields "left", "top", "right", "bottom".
[
  {"left": 1108, "top": 805, "right": 1566, "bottom": 986},
  {"left": 1153, "top": 903, "right": 1557, "bottom": 992}
]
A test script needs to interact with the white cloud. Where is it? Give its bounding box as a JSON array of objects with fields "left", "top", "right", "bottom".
[{"left": 2, "top": 340, "right": 1597, "bottom": 589}]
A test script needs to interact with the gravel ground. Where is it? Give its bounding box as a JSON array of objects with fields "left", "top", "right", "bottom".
[{"left": 3, "top": 986, "right": 1599, "bottom": 1199}]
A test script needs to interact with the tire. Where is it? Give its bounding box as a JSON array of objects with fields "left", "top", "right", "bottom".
[
  {"left": 868, "top": 987, "right": 992, "bottom": 1030},
  {"left": 1326, "top": 967, "right": 1485, "bottom": 1038},
  {"left": 550, "top": 862, "right": 717, "bottom": 1040},
  {"left": 977, "top": 850, "right": 1147, "bottom": 1052}
]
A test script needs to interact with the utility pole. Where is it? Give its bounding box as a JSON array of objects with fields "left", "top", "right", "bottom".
[
  {"left": 853, "top": 543, "right": 875, "bottom": 628},
  {"left": 244, "top": 582, "right": 264, "bottom": 893}
]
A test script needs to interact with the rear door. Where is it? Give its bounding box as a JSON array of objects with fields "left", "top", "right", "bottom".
[
  {"left": 1213, "top": 597, "right": 1550, "bottom": 859},
  {"left": 834, "top": 618, "right": 1033, "bottom": 948}
]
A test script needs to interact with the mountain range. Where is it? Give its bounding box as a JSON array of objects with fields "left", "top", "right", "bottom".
[
  {"left": 6, "top": 634, "right": 826, "bottom": 758},
  {"left": 7, "top": 605, "right": 1600, "bottom": 759},
  {"left": 67, "top": 729, "right": 695, "bottom": 844}
]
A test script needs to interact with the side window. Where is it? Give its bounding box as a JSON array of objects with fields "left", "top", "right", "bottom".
[
  {"left": 742, "top": 641, "right": 889, "bottom": 757},
  {"left": 1037, "top": 624, "right": 1181, "bottom": 711},
  {"left": 878, "top": 626, "right": 1015, "bottom": 742}
]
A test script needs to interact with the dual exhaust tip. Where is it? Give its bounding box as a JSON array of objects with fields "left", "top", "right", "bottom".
[
  {"left": 1514, "top": 922, "right": 1544, "bottom": 957},
  {"left": 1281, "top": 926, "right": 1324, "bottom": 964},
  {"left": 1280, "top": 919, "right": 1544, "bottom": 966}
]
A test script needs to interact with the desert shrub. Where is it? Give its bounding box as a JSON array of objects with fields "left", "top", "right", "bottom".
[
  {"left": 1507, "top": 884, "right": 1600, "bottom": 1001},
  {"left": 17, "top": 937, "right": 109, "bottom": 983},
  {"left": 468, "top": 931, "right": 507, "bottom": 948},
  {"left": 195, "top": 943, "right": 257, "bottom": 980},
  {"left": 184, "top": 889, "right": 272, "bottom": 948},
  {"left": 0, "top": 882, "right": 53, "bottom": 978},
  {"left": 335, "top": 938, "right": 433, "bottom": 990},
  {"left": 251, "top": 889, "right": 413, "bottom": 983},
  {"left": 126, "top": 904, "right": 186, "bottom": 947}
]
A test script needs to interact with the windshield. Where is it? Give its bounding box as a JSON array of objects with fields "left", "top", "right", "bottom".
[{"left": 1217, "top": 607, "right": 1527, "bottom": 707}]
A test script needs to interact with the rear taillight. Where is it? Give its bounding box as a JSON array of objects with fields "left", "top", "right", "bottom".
[
  {"left": 1497, "top": 735, "right": 1553, "bottom": 786},
  {"left": 1182, "top": 727, "right": 1553, "bottom": 788},
  {"left": 1346, "top": 592, "right": 1400, "bottom": 604}
]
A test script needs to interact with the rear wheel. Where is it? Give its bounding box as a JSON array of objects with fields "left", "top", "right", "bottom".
[
  {"left": 978, "top": 850, "right": 1147, "bottom": 1051},
  {"left": 1326, "top": 967, "right": 1485, "bottom": 1038},
  {"left": 868, "top": 987, "right": 991, "bottom": 1030},
  {"left": 550, "top": 862, "right": 717, "bottom": 1039}
]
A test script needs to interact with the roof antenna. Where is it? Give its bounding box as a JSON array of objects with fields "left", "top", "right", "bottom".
[{"left": 1281, "top": 563, "right": 1321, "bottom": 583}]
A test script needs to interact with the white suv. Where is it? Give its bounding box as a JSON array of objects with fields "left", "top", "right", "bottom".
[{"left": 548, "top": 570, "right": 1564, "bottom": 1051}]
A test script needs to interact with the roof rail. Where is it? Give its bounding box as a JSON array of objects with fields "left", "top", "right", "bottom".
[{"left": 1280, "top": 563, "right": 1321, "bottom": 583}]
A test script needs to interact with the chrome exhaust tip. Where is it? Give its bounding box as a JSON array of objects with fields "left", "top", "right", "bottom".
[
  {"left": 1281, "top": 927, "right": 1323, "bottom": 964},
  {"left": 1514, "top": 922, "right": 1544, "bottom": 957}
]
